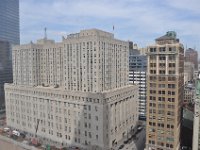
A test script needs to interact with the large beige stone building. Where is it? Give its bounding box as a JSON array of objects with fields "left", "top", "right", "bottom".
[
  {"left": 145, "top": 31, "right": 184, "bottom": 150},
  {"left": 5, "top": 29, "right": 139, "bottom": 149}
]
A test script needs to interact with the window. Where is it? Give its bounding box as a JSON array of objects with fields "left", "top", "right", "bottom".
[
  {"left": 150, "top": 70, "right": 156, "bottom": 74},
  {"left": 157, "top": 123, "right": 164, "bottom": 128},
  {"left": 159, "top": 55, "right": 165, "bottom": 60},
  {"left": 168, "top": 91, "right": 175, "bottom": 95},
  {"left": 158, "top": 97, "right": 165, "bottom": 102},
  {"left": 150, "top": 48, "right": 156, "bottom": 52},
  {"left": 158, "top": 91, "right": 165, "bottom": 95},
  {"left": 169, "top": 47, "right": 176, "bottom": 52},
  {"left": 169, "top": 63, "right": 175, "bottom": 67},
  {"left": 158, "top": 104, "right": 165, "bottom": 108},
  {"left": 159, "top": 77, "right": 165, "bottom": 81},
  {"left": 150, "top": 76, "right": 156, "bottom": 81},
  {"left": 168, "top": 98, "right": 175, "bottom": 102},
  {"left": 159, "top": 84, "right": 165, "bottom": 88},
  {"left": 149, "top": 103, "right": 156, "bottom": 107},
  {"left": 149, "top": 140, "right": 155, "bottom": 145},
  {"left": 169, "top": 70, "right": 175, "bottom": 74},
  {"left": 95, "top": 106, "right": 98, "bottom": 111},
  {"left": 89, "top": 132, "right": 92, "bottom": 138},
  {"left": 167, "top": 111, "right": 174, "bottom": 116},
  {"left": 168, "top": 84, "right": 176, "bottom": 88},
  {"left": 159, "top": 70, "right": 165, "bottom": 75},
  {"left": 158, "top": 110, "right": 165, "bottom": 115},
  {"left": 168, "top": 76, "right": 176, "bottom": 81},
  {"left": 169, "top": 55, "right": 175, "bottom": 61},
  {"left": 149, "top": 96, "right": 156, "bottom": 101},
  {"left": 150, "top": 83, "right": 156, "bottom": 88},
  {"left": 159, "top": 63, "right": 165, "bottom": 67},
  {"left": 150, "top": 63, "right": 156, "bottom": 67},
  {"left": 159, "top": 47, "right": 166, "bottom": 52},
  {"left": 150, "top": 55, "right": 156, "bottom": 60},
  {"left": 96, "top": 135, "right": 98, "bottom": 140},
  {"left": 150, "top": 90, "right": 156, "bottom": 94}
]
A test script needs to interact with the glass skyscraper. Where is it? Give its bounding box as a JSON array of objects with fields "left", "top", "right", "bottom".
[
  {"left": 129, "top": 49, "right": 147, "bottom": 120},
  {"left": 0, "top": 0, "right": 20, "bottom": 44},
  {"left": 0, "top": 0, "right": 19, "bottom": 111}
]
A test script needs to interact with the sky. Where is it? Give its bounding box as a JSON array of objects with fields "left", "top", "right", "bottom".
[{"left": 20, "top": 0, "right": 200, "bottom": 50}]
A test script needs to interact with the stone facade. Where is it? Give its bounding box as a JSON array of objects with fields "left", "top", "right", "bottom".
[
  {"left": 146, "top": 31, "right": 184, "bottom": 150},
  {"left": 184, "top": 62, "right": 194, "bottom": 83},
  {"left": 5, "top": 29, "right": 139, "bottom": 149}
]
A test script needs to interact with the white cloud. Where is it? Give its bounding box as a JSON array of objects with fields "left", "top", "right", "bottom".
[
  {"left": 20, "top": 0, "right": 200, "bottom": 51},
  {"left": 166, "top": 0, "right": 200, "bottom": 15}
]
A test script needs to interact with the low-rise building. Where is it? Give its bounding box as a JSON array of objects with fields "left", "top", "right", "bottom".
[{"left": 184, "top": 83, "right": 195, "bottom": 104}]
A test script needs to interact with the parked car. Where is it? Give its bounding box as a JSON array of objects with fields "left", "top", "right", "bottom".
[
  {"left": 3, "top": 127, "right": 10, "bottom": 132},
  {"left": 119, "top": 144, "right": 124, "bottom": 149},
  {"left": 137, "top": 126, "right": 143, "bottom": 131},
  {"left": 124, "top": 139, "right": 129, "bottom": 144},
  {"left": 12, "top": 130, "right": 20, "bottom": 137},
  {"left": 182, "top": 146, "right": 191, "bottom": 150}
]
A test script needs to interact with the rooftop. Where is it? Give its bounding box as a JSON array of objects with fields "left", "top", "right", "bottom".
[{"left": 155, "top": 31, "right": 180, "bottom": 44}]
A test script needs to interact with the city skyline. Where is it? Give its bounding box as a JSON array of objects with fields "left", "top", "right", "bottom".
[{"left": 20, "top": 0, "right": 200, "bottom": 51}]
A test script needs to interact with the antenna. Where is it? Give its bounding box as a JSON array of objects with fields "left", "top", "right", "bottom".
[{"left": 44, "top": 27, "right": 47, "bottom": 39}]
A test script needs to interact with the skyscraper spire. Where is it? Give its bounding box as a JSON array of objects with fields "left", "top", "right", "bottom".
[{"left": 44, "top": 27, "right": 47, "bottom": 39}]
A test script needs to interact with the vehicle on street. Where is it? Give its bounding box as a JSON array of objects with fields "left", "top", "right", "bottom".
[
  {"left": 12, "top": 130, "right": 20, "bottom": 136},
  {"left": 137, "top": 126, "right": 143, "bottom": 131},
  {"left": 119, "top": 144, "right": 124, "bottom": 149},
  {"left": 3, "top": 127, "right": 10, "bottom": 132}
]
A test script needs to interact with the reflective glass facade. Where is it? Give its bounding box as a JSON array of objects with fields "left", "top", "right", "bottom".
[
  {"left": 129, "top": 49, "right": 147, "bottom": 120},
  {"left": 0, "top": 0, "right": 19, "bottom": 110},
  {"left": 0, "top": 40, "right": 12, "bottom": 110},
  {"left": 0, "top": 0, "right": 20, "bottom": 44}
]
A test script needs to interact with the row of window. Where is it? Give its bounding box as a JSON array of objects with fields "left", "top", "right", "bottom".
[
  {"left": 149, "top": 96, "right": 175, "bottom": 102},
  {"left": 149, "top": 47, "right": 176, "bottom": 52},
  {"left": 150, "top": 63, "right": 176, "bottom": 68},
  {"left": 149, "top": 55, "right": 176, "bottom": 61}
]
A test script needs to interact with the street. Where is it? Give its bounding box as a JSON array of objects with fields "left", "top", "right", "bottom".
[
  {"left": 116, "top": 126, "right": 146, "bottom": 150},
  {"left": 134, "top": 128, "right": 146, "bottom": 150}
]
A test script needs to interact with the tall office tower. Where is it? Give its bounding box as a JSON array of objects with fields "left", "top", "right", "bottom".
[
  {"left": 0, "top": 40, "right": 13, "bottom": 113},
  {"left": 185, "top": 48, "right": 198, "bottom": 70},
  {"left": 129, "top": 49, "right": 147, "bottom": 120},
  {"left": 5, "top": 29, "right": 139, "bottom": 149},
  {"left": 0, "top": 0, "right": 19, "bottom": 110},
  {"left": 184, "top": 62, "right": 194, "bottom": 83},
  {"left": 145, "top": 31, "right": 184, "bottom": 150},
  {"left": 0, "top": 0, "right": 20, "bottom": 44}
]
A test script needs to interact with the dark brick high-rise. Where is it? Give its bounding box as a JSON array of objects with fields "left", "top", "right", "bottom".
[{"left": 185, "top": 48, "right": 198, "bottom": 70}]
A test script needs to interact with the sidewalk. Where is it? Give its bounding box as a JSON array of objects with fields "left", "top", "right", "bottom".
[{"left": 0, "top": 134, "right": 41, "bottom": 150}]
